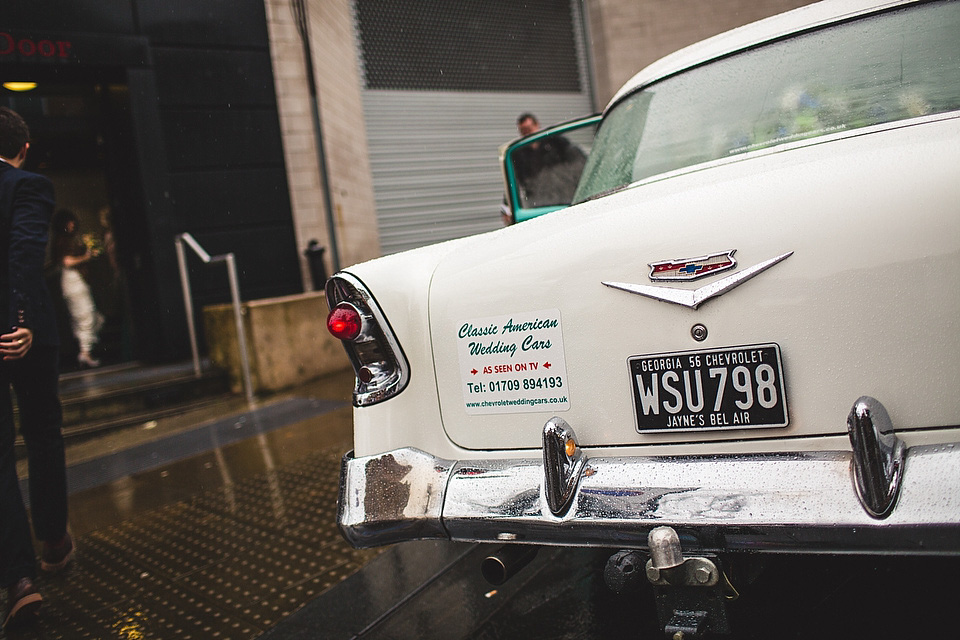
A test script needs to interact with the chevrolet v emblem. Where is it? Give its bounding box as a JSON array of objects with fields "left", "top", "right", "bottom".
[{"left": 602, "top": 251, "right": 793, "bottom": 309}]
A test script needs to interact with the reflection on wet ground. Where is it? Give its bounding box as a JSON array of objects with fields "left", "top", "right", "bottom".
[
  {"left": 9, "top": 368, "right": 957, "bottom": 639},
  {"left": 3, "top": 372, "right": 380, "bottom": 640},
  {"left": 278, "top": 538, "right": 960, "bottom": 639}
]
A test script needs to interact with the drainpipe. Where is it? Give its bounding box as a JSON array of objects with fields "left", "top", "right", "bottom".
[
  {"left": 292, "top": 0, "right": 342, "bottom": 276},
  {"left": 577, "top": 0, "right": 600, "bottom": 113}
]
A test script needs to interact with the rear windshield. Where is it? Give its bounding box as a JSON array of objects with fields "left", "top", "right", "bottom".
[{"left": 574, "top": 0, "right": 960, "bottom": 203}]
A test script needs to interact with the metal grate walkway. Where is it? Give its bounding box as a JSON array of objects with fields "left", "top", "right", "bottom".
[{"left": 3, "top": 377, "right": 378, "bottom": 639}]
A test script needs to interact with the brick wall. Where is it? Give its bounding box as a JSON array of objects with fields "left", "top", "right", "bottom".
[
  {"left": 264, "top": 0, "right": 380, "bottom": 285},
  {"left": 585, "top": 0, "right": 817, "bottom": 106}
]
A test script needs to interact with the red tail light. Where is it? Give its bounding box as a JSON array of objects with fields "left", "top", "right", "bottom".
[
  {"left": 327, "top": 303, "right": 363, "bottom": 341},
  {"left": 326, "top": 273, "right": 410, "bottom": 407}
]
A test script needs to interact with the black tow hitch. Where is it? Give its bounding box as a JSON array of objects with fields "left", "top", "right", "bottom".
[{"left": 605, "top": 527, "right": 738, "bottom": 639}]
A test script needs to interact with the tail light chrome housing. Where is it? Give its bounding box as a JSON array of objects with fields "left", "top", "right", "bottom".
[{"left": 326, "top": 273, "right": 410, "bottom": 406}]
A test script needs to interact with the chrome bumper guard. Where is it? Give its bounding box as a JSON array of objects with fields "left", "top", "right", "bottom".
[{"left": 339, "top": 402, "right": 960, "bottom": 554}]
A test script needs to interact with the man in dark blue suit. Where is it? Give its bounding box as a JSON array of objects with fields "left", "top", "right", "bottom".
[{"left": 0, "top": 106, "right": 72, "bottom": 630}]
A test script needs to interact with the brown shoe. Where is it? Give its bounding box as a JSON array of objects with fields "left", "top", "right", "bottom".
[
  {"left": 41, "top": 533, "right": 75, "bottom": 573},
  {"left": 3, "top": 577, "right": 42, "bottom": 629}
]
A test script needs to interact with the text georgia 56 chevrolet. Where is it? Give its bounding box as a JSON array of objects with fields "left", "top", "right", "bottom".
[{"left": 327, "top": 0, "right": 960, "bottom": 635}]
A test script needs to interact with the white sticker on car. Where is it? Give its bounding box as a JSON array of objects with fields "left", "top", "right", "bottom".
[{"left": 456, "top": 308, "right": 570, "bottom": 415}]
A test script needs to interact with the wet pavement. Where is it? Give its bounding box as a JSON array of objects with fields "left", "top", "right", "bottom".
[
  {"left": 277, "top": 538, "right": 960, "bottom": 639},
  {"left": 5, "top": 367, "right": 958, "bottom": 639},
  {"left": 3, "top": 369, "right": 381, "bottom": 639}
]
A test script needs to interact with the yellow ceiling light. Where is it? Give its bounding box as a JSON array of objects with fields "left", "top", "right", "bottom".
[{"left": 3, "top": 82, "right": 38, "bottom": 92}]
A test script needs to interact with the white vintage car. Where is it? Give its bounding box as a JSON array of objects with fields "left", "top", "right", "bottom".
[{"left": 327, "top": 0, "right": 959, "bottom": 634}]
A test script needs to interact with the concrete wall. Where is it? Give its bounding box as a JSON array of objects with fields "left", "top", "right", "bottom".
[
  {"left": 264, "top": 0, "right": 381, "bottom": 286},
  {"left": 204, "top": 293, "right": 350, "bottom": 394},
  {"left": 585, "top": 0, "right": 817, "bottom": 106}
]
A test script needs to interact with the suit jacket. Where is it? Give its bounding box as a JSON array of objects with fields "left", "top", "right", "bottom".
[{"left": 0, "top": 161, "right": 59, "bottom": 347}]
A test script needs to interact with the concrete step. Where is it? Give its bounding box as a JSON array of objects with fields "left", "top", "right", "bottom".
[{"left": 16, "top": 361, "right": 233, "bottom": 440}]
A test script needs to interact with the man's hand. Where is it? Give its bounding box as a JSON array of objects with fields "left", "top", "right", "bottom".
[{"left": 1, "top": 327, "right": 33, "bottom": 360}]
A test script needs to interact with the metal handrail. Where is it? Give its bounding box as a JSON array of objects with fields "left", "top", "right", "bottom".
[{"left": 175, "top": 232, "right": 256, "bottom": 408}]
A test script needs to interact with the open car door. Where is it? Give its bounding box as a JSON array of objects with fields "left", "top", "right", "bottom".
[{"left": 499, "top": 114, "right": 601, "bottom": 224}]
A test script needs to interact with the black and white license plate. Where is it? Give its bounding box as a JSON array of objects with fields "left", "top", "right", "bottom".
[{"left": 628, "top": 343, "right": 788, "bottom": 432}]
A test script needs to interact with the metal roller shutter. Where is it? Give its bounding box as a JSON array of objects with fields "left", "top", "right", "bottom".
[{"left": 354, "top": 0, "right": 594, "bottom": 255}]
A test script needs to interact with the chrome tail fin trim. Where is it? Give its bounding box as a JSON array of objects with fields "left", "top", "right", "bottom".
[{"left": 542, "top": 417, "right": 586, "bottom": 516}]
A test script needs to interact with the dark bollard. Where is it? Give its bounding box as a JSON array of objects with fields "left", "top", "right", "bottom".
[{"left": 304, "top": 239, "right": 328, "bottom": 290}]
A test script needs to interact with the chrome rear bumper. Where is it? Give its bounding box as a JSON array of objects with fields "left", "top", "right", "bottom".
[{"left": 338, "top": 409, "right": 960, "bottom": 554}]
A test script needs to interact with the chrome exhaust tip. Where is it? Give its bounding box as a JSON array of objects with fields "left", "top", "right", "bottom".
[{"left": 480, "top": 545, "right": 540, "bottom": 585}]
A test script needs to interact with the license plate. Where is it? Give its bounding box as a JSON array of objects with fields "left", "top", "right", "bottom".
[{"left": 628, "top": 343, "right": 788, "bottom": 433}]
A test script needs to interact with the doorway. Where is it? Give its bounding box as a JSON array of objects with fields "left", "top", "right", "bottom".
[{"left": 3, "top": 80, "right": 143, "bottom": 372}]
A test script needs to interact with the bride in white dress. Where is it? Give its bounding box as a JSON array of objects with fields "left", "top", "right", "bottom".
[{"left": 51, "top": 210, "right": 103, "bottom": 368}]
